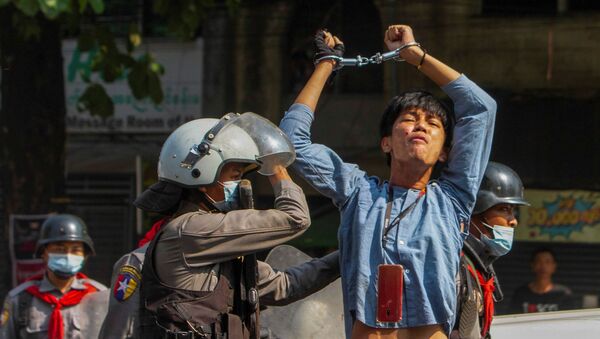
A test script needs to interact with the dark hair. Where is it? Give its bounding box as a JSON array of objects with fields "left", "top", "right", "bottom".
[
  {"left": 379, "top": 91, "right": 454, "bottom": 166},
  {"left": 530, "top": 247, "right": 556, "bottom": 263}
]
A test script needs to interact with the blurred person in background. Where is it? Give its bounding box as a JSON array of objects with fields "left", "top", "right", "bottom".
[
  {"left": 0, "top": 214, "right": 107, "bottom": 339},
  {"left": 452, "top": 162, "right": 529, "bottom": 339},
  {"left": 509, "top": 247, "right": 578, "bottom": 314}
]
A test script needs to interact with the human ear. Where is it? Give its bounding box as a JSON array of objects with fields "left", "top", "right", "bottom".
[{"left": 380, "top": 137, "right": 391, "bottom": 153}]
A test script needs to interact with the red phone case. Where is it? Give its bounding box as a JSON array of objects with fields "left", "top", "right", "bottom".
[{"left": 377, "top": 264, "right": 404, "bottom": 322}]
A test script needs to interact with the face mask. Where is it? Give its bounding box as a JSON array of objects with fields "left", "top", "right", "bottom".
[
  {"left": 47, "top": 253, "right": 85, "bottom": 278},
  {"left": 209, "top": 180, "right": 241, "bottom": 212},
  {"left": 479, "top": 222, "right": 514, "bottom": 257}
]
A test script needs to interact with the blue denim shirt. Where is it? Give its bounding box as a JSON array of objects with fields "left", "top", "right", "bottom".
[{"left": 280, "top": 75, "right": 496, "bottom": 336}]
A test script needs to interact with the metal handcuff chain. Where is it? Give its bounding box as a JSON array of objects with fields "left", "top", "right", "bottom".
[{"left": 314, "top": 41, "right": 422, "bottom": 70}]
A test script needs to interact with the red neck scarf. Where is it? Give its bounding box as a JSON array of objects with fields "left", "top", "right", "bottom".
[
  {"left": 25, "top": 273, "right": 98, "bottom": 339},
  {"left": 466, "top": 265, "right": 495, "bottom": 337},
  {"left": 137, "top": 218, "right": 168, "bottom": 247}
]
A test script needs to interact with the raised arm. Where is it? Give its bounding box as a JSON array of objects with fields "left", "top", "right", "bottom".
[
  {"left": 281, "top": 30, "right": 365, "bottom": 207},
  {"left": 385, "top": 25, "right": 497, "bottom": 217},
  {"left": 294, "top": 30, "right": 342, "bottom": 111},
  {"left": 384, "top": 25, "right": 460, "bottom": 86},
  {"left": 179, "top": 173, "right": 312, "bottom": 265}
]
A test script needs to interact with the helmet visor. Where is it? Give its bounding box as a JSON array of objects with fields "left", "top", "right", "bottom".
[{"left": 213, "top": 112, "right": 295, "bottom": 175}]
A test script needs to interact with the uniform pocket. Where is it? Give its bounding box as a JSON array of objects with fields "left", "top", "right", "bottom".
[
  {"left": 70, "top": 312, "right": 89, "bottom": 338},
  {"left": 24, "top": 306, "right": 48, "bottom": 335}
]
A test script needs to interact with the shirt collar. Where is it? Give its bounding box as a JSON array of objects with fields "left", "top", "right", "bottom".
[{"left": 39, "top": 273, "right": 87, "bottom": 293}]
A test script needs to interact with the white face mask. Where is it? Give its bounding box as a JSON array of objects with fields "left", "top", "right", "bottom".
[
  {"left": 207, "top": 180, "right": 241, "bottom": 212},
  {"left": 473, "top": 221, "right": 515, "bottom": 257},
  {"left": 47, "top": 253, "right": 85, "bottom": 278}
]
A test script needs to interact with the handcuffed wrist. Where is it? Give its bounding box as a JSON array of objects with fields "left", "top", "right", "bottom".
[
  {"left": 394, "top": 42, "right": 426, "bottom": 66},
  {"left": 314, "top": 55, "right": 343, "bottom": 71}
]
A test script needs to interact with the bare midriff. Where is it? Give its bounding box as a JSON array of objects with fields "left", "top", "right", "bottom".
[{"left": 351, "top": 320, "right": 447, "bottom": 339}]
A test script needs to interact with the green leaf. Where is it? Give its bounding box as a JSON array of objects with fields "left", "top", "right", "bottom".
[
  {"left": 77, "top": 32, "right": 95, "bottom": 52},
  {"left": 150, "top": 62, "right": 164, "bottom": 75},
  {"left": 77, "top": 83, "right": 114, "bottom": 118},
  {"left": 14, "top": 0, "right": 40, "bottom": 16},
  {"left": 78, "top": 0, "right": 87, "bottom": 13},
  {"left": 148, "top": 71, "right": 164, "bottom": 104},
  {"left": 117, "top": 54, "right": 135, "bottom": 68},
  {"left": 38, "top": 0, "right": 70, "bottom": 19},
  {"left": 12, "top": 10, "right": 41, "bottom": 40},
  {"left": 152, "top": 0, "right": 169, "bottom": 14},
  {"left": 101, "top": 56, "right": 122, "bottom": 82},
  {"left": 127, "top": 60, "right": 148, "bottom": 100},
  {"left": 0, "top": 0, "right": 11, "bottom": 8},
  {"left": 88, "top": 0, "right": 104, "bottom": 14}
]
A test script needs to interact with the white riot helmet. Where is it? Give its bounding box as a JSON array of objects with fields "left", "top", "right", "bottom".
[{"left": 158, "top": 112, "right": 295, "bottom": 187}]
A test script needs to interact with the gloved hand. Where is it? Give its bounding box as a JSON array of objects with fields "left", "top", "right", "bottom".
[{"left": 313, "top": 29, "right": 345, "bottom": 69}]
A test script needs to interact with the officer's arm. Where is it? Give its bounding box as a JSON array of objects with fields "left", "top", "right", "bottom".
[
  {"left": 180, "top": 179, "right": 311, "bottom": 265},
  {"left": 99, "top": 253, "right": 141, "bottom": 339},
  {"left": 256, "top": 251, "right": 340, "bottom": 306},
  {"left": 0, "top": 296, "right": 17, "bottom": 339}
]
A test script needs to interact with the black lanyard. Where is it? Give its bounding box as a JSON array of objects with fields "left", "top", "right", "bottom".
[{"left": 383, "top": 187, "right": 426, "bottom": 241}]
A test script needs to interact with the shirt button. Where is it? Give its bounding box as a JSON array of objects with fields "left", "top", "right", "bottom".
[
  {"left": 398, "top": 240, "right": 405, "bottom": 245},
  {"left": 405, "top": 269, "right": 410, "bottom": 274}
]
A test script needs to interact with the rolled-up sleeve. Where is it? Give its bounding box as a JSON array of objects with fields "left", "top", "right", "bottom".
[
  {"left": 180, "top": 180, "right": 311, "bottom": 265},
  {"left": 280, "top": 103, "right": 364, "bottom": 208},
  {"left": 439, "top": 75, "right": 497, "bottom": 220}
]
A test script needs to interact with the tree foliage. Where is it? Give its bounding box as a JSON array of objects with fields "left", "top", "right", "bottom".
[{"left": 0, "top": 0, "right": 234, "bottom": 117}]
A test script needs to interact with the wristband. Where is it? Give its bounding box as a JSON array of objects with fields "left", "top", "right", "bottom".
[{"left": 417, "top": 49, "right": 427, "bottom": 70}]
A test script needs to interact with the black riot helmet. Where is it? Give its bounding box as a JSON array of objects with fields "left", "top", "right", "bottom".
[
  {"left": 35, "top": 214, "right": 95, "bottom": 257},
  {"left": 472, "top": 162, "right": 530, "bottom": 215}
]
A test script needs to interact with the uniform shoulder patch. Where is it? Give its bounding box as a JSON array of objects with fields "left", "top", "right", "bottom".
[
  {"left": 83, "top": 278, "right": 108, "bottom": 292},
  {"left": 0, "top": 299, "right": 10, "bottom": 327},
  {"left": 113, "top": 264, "right": 142, "bottom": 302}
]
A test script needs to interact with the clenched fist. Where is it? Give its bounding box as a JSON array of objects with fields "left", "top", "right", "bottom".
[
  {"left": 314, "top": 29, "right": 345, "bottom": 67},
  {"left": 384, "top": 25, "right": 423, "bottom": 66}
]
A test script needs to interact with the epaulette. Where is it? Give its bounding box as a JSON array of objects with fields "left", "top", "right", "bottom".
[
  {"left": 7, "top": 280, "right": 38, "bottom": 298},
  {"left": 81, "top": 278, "right": 108, "bottom": 291}
]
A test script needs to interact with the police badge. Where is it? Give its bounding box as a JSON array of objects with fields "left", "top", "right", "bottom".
[
  {"left": 0, "top": 300, "right": 10, "bottom": 327},
  {"left": 113, "top": 265, "right": 141, "bottom": 302}
]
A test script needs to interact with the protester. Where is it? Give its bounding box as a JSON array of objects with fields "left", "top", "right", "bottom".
[
  {"left": 452, "top": 162, "right": 529, "bottom": 339},
  {"left": 0, "top": 214, "right": 107, "bottom": 339},
  {"left": 134, "top": 114, "right": 340, "bottom": 338},
  {"left": 280, "top": 25, "right": 496, "bottom": 338},
  {"left": 509, "top": 247, "right": 577, "bottom": 313}
]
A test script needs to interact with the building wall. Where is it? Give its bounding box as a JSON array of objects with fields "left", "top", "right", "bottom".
[
  {"left": 201, "top": 0, "right": 600, "bottom": 312},
  {"left": 204, "top": 0, "right": 600, "bottom": 194}
]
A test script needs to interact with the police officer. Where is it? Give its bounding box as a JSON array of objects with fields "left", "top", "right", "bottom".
[
  {"left": 0, "top": 214, "right": 107, "bottom": 339},
  {"left": 117, "top": 113, "right": 339, "bottom": 339},
  {"left": 453, "top": 162, "right": 530, "bottom": 339},
  {"left": 98, "top": 182, "right": 179, "bottom": 339}
]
